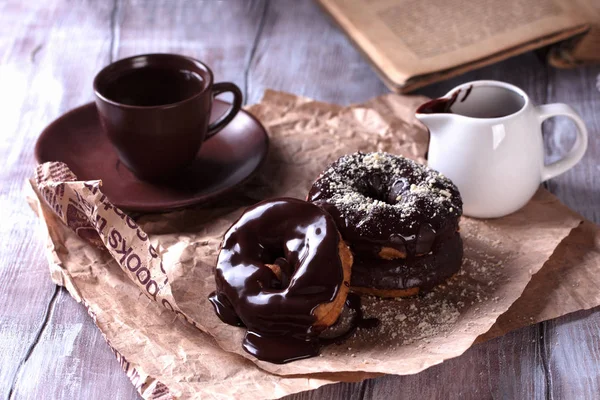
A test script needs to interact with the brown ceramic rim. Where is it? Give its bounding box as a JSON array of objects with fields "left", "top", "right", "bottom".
[
  {"left": 93, "top": 53, "right": 214, "bottom": 110},
  {"left": 34, "top": 101, "right": 270, "bottom": 212}
]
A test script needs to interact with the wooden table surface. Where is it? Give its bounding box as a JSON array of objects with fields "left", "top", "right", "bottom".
[{"left": 1, "top": 1, "right": 599, "bottom": 399}]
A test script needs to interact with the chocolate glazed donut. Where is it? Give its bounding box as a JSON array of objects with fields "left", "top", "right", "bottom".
[
  {"left": 308, "top": 152, "right": 463, "bottom": 296},
  {"left": 208, "top": 198, "right": 353, "bottom": 364},
  {"left": 309, "top": 152, "right": 462, "bottom": 257}
]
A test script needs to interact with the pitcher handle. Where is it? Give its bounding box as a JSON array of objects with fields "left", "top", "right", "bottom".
[{"left": 537, "top": 103, "right": 588, "bottom": 181}]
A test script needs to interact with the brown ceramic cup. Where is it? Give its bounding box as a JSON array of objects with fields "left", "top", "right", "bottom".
[{"left": 93, "top": 54, "right": 242, "bottom": 181}]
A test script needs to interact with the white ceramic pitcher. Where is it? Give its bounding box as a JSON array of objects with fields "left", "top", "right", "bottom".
[{"left": 416, "top": 80, "right": 588, "bottom": 218}]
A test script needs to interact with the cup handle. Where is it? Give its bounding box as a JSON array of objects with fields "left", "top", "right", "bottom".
[
  {"left": 205, "top": 82, "right": 243, "bottom": 140},
  {"left": 537, "top": 103, "right": 588, "bottom": 181}
]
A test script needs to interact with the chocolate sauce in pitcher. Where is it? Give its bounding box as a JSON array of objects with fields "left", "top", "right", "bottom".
[
  {"left": 416, "top": 88, "right": 462, "bottom": 115},
  {"left": 417, "top": 85, "right": 522, "bottom": 118}
]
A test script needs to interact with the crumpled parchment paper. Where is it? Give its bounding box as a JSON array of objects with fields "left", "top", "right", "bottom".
[{"left": 27, "top": 90, "right": 599, "bottom": 399}]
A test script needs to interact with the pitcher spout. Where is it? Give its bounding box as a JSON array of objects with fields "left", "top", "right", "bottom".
[
  {"left": 415, "top": 113, "right": 451, "bottom": 134},
  {"left": 415, "top": 91, "right": 462, "bottom": 134}
]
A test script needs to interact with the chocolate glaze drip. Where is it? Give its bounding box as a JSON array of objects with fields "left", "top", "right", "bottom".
[
  {"left": 351, "top": 233, "right": 463, "bottom": 292},
  {"left": 208, "top": 198, "right": 347, "bottom": 364},
  {"left": 321, "top": 293, "right": 380, "bottom": 345},
  {"left": 308, "top": 152, "right": 462, "bottom": 259}
]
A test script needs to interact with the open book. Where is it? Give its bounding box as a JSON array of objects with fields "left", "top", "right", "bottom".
[{"left": 317, "top": 0, "right": 599, "bottom": 92}]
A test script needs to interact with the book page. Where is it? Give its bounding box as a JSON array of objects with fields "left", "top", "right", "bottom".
[
  {"left": 379, "top": 0, "right": 564, "bottom": 59},
  {"left": 318, "top": 0, "right": 588, "bottom": 88}
]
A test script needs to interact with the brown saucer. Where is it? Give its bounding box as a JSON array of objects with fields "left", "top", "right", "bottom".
[{"left": 35, "top": 100, "right": 269, "bottom": 212}]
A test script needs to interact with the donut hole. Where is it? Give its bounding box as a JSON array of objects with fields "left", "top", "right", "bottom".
[
  {"left": 360, "top": 176, "right": 409, "bottom": 206},
  {"left": 362, "top": 186, "right": 389, "bottom": 204},
  {"left": 260, "top": 227, "right": 319, "bottom": 291},
  {"left": 360, "top": 174, "right": 392, "bottom": 204},
  {"left": 263, "top": 248, "right": 294, "bottom": 290}
]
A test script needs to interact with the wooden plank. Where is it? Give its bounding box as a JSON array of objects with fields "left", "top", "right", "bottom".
[
  {"left": 362, "top": 327, "right": 546, "bottom": 400},
  {"left": 0, "top": 0, "right": 142, "bottom": 397},
  {"left": 541, "top": 64, "right": 600, "bottom": 223},
  {"left": 285, "top": 381, "right": 366, "bottom": 400},
  {"left": 543, "top": 310, "right": 600, "bottom": 399},
  {"left": 0, "top": 0, "right": 115, "bottom": 398},
  {"left": 112, "top": 0, "right": 267, "bottom": 104},
  {"left": 284, "top": 327, "right": 546, "bottom": 400},
  {"left": 540, "top": 64, "right": 600, "bottom": 398},
  {"left": 247, "top": 0, "right": 388, "bottom": 105},
  {"left": 10, "top": 288, "right": 141, "bottom": 399}
]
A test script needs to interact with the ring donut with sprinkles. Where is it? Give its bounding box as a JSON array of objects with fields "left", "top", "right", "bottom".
[{"left": 308, "top": 152, "right": 463, "bottom": 297}]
